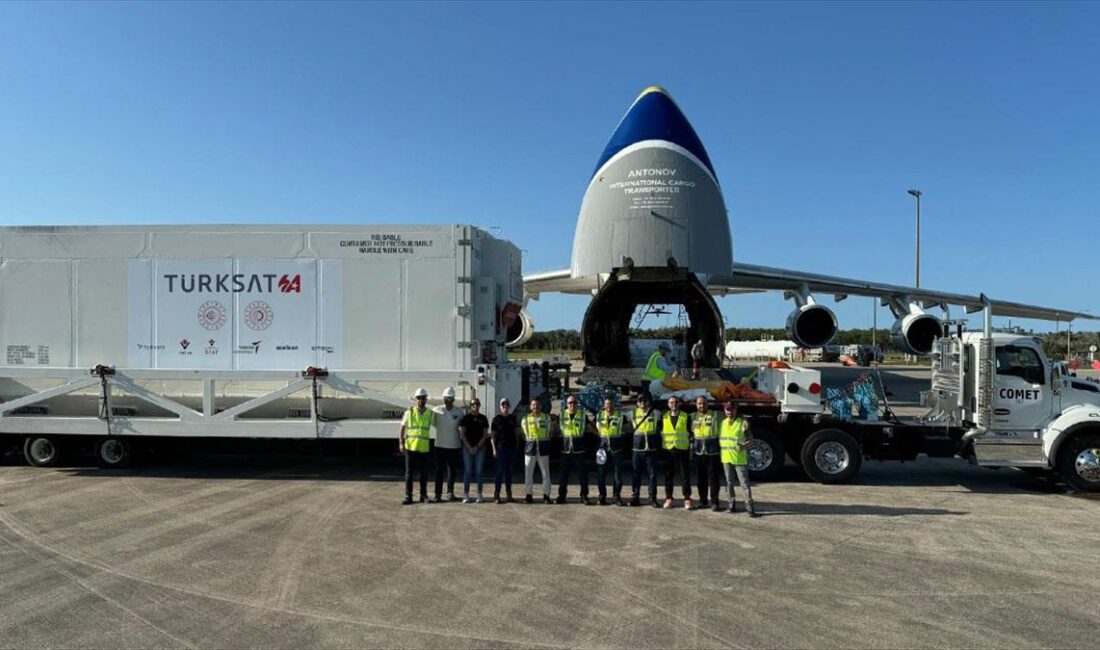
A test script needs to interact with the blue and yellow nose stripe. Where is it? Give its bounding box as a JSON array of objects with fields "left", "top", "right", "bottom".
[{"left": 592, "top": 86, "right": 716, "bottom": 180}]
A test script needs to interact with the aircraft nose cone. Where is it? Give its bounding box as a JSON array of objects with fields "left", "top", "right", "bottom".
[{"left": 592, "top": 86, "right": 716, "bottom": 179}]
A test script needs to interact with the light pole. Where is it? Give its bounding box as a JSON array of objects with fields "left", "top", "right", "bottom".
[{"left": 908, "top": 189, "right": 922, "bottom": 288}]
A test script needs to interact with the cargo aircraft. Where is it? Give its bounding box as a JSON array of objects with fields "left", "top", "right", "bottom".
[{"left": 512, "top": 86, "right": 1095, "bottom": 369}]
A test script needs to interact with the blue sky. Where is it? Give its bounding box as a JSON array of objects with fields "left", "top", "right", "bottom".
[{"left": 2, "top": 2, "right": 1097, "bottom": 333}]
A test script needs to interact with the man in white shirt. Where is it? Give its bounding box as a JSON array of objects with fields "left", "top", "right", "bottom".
[{"left": 432, "top": 386, "right": 464, "bottom": 503}]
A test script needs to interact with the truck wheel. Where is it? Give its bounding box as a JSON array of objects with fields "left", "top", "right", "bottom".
[
  {"left": 801, "top": 429, "right": 862, "bottom": 484},
  {"left": 746, "top": 426, "right": 785, "bottom": 481},
  {"left": 23, "top": 435, "right": 62, "bottom": 467},
  {"left": 1056, "top": 431, "right": 1100, "bottom": 492},
  {"left": 95, "top": 437, "right": 132, "bottom": 469}
]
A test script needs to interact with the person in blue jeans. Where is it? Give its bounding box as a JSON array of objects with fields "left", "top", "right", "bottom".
[
  {"left": 595, "top": 396, "right": 629, "bottom": 506},
  {"left": 490, "top": 398, "right": 520, "bottom": 503},
  {"left": 459, "top": 398, "right": 490, "bottom": 503},
  {"left": 630, "top": 393, "right": 661, "bottom": 508}
]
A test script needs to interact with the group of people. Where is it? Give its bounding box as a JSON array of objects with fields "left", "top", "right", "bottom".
[{"left": 398, "top": 388, "right": 757, "bottom": 516}]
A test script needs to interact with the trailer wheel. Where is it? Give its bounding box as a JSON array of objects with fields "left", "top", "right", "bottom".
[
  {"left": 746, "top": 426, "right": 785, "bottom": 481},
  {"left": 23, "top": 435, "right": 62, "bottom": 467},
  {"left": 801, "top": 429, "right": 862, "bottom": 484},
  {"left": 1055, "top": 431, "right": 1100, "bottom": 493},
  {"left": 95, "top": 437, "right": 132, "bottom": 469}
]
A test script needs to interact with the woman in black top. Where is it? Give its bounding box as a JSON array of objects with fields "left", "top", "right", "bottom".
[
  {"left": 490, "top": 398, "right": 520, "bottom": 503},
  {"left": 459, "top": 399, "right": 491, "bottom": 502}
]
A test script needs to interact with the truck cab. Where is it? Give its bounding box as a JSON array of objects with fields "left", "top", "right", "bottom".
[{"left": 940, "top": 333, "right": 1100, "bottom": 491}]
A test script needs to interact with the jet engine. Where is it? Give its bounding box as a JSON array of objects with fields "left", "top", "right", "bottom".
[
  {"left": 785, "top": 304, "right": 839, "bottom": 348},
  {"left": 505, "top": 309, "right": 535, "bottom": 348},
  {"left": 890, "top": 310, "right": 942, "bottom": 355}
]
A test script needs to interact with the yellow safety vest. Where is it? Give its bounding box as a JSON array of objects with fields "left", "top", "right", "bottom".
[
  {"left": 720, "top": 417, "right": 748, "bottom": 466},
  {"left": 597, "top": 412, "right": 624, "bottom": 437},
  {"left": 405, "top": 407, "right": 434, "bottom": 453},
  {"left": 692, "top": 412, "right": 719, "bottom": 455},
  {"left": 561, "top": 411, "right": 586, "bottom": 438},
  {"left": 560, "top": 410, "right": 586, "bottom": 454},
  {"left": 633, "top": 406, "right": 659, "bottom": 451},
  {"left": 643, "top": 351, "right": 667, "bottom": 381},
  {"left": 522, "top": 413, "right": 551, "bottom": 441},
  {"left": 633, "top": 407, "right": 657, "bottom": 434},
  {"left": 661, "top": 411, "right": 690, "bottom": 451}
]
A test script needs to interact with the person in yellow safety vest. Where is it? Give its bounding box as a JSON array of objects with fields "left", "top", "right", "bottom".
[
  {"left": 556, "top": 395, "right": 592, "bottom": 505},
  {"left": 630, "top": 393, "right": 661, "bottom": 508},
  {"left": 521, "top": 398, "right": 553, "bottom": 504},
  {"left": 399, "top": 387, "right": 435, "bottom": 505},
  {"left": 595, "top": 396, "right": 629, "bottom": 506},
  {"left": 720, "top": 401, "right": 758, "bottom": 517},
  {"left": 661, "top": 396, "right": 693, "bottom": 510},
  {"left": 691, "top": 395, "right": 722, "bottom": 511},
  {"left": 642, "top": 343, "right": 677, "bottom": 397}
]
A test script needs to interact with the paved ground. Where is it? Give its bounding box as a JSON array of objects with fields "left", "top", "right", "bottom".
[
  {"left": 2, "top": 450, "right": 1099, "bottom": 649},
  {"left": 3, "top": 363, "right": 1099, "bottom": 648}
]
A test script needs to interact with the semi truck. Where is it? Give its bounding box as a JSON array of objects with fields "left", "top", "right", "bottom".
[
  {"left": 719, "top": 310, "right": 1100, "bottom": 492},
  {"left": 0, "top": 224, "right": 527, "bottom": 467}
]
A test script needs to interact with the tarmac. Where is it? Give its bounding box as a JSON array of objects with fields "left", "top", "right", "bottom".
[{"left": 2, "top": 364, "right": 1100, "bottom": 648}]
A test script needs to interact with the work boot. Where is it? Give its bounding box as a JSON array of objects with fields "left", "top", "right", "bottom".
[
  {"left": 494, "top": 491, "right": 501, "bottom": 504},
  {"left": 402, "top": 496, "right": 414, "bottom": 506},
  {"left": 462, "top": 494, "right": 472, "bottom": 504},
  {"left": 663, "top": 498, "right": 674, "bottom": 509},
  {"left": 629, "top": 497, "right": 640, "bottom": 507},
  {"left": 581, "top": 496, "right": 592, "bottom": 506},
  {"left": 712, "top": 502, "right": 723, "bottom": 512},
  {"left": 598, "top": 496, "right": 608, "bottom": 506},
  {"left": 542, "top": 495, "right": 552, "bottom": 504},
  {"left": 475, "top": 494, "right": 484, "bottom": 504},
  {"left": 507, "top": 493, "right": 515, "bottom": 503},
  {"left": 683, "top": 498, "right": 693, "bottom": 510},
  {"left": 747, "top": 502, "right": 758, "bottom": 517},
  {"left": 525, "top": 494, "right": 533, "bottom": 504},
  {"left": 555, "top": 494, "right": 567, "bottom": 505},
  {"left": 448, "top": 493, "right": 460, "bottom": 502},
  {"left": 729, "top": 501, "right": 736, "bottom": 513},
  {"left": 432, "top": 495, "right": 443, "bottom": 504},
  {"left": 419, "top": 494, "right": 428, "bottom": 504},
  {"left": 650, "top": 498, "right": 660, "bottom": 508},
  {"left": 698, "top": 499, "right": 709, "bottom": 509},
  {"left": 614, "top": 496, "right": 624, "bottom": 507}
]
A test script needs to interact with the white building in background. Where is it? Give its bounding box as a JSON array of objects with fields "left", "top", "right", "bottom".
[{"left": 725, "top": 340, "right": 798, "bottom": 362}]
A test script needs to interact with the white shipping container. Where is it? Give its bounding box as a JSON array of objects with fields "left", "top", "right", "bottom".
[{"left": 0, "top": 224, "right": 526, "bottom": 447}]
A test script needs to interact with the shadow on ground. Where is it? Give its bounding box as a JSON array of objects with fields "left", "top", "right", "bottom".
[{"left": 760, "top": 501, "right": 968, "bottom": 517}]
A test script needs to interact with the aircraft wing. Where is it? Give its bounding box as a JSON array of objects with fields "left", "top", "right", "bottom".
[
  {"left": 711, "top": 262, "right": 1097, "bottom": 322},
  {"left": 523, "top": 268, "right": 599, "bottom": 298}
]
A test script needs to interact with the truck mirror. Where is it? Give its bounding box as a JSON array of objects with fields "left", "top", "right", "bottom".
[{"left": 1051, "top": 365, "right": 1062, "bottom": 394}]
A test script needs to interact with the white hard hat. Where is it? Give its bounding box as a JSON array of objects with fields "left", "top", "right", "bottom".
[
  {"left": 442, "top": 386, "right": 457, "bottom": 399},
  {"left": 413, "top": 387, "right": 429, "bottom": 399}
]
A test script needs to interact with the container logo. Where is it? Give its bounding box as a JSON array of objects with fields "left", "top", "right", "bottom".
[
  {"left": 244, "top": 301, "right": 275, "bottom": 331},
  {"left": 163, "top": 273, "right": 303, "bottom": 294},
  {"left": 197, "top": 300, "right": 228, "bottom": 330},
  {"left": 278, "top": 274, "right": 301, "bottom": 293}
]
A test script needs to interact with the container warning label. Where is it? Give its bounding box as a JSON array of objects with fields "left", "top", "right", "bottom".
[
  {"left": 4, "top": 345, "right": 50, "bottom": 366},
  {"left": 339, "top": 233, "right": 436, "bottom": 255}
]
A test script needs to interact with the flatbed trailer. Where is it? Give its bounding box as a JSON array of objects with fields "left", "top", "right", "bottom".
[{"left": 0, "top": 224, "right": 528, "bottom": 467}]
